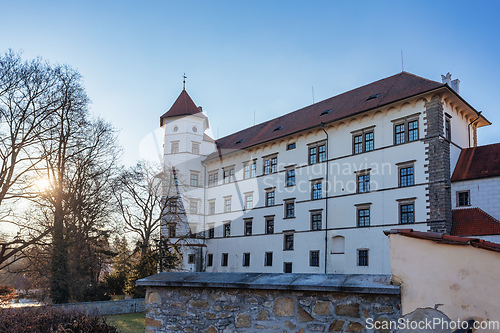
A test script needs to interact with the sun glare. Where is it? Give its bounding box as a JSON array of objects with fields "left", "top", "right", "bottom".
[{"left": 34, "top": 178, "right": 51, "bottom": 191}]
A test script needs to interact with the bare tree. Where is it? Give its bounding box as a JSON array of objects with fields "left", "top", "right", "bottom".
[{"left": 113, "top": 161, "right": 166, "bottom": 257}]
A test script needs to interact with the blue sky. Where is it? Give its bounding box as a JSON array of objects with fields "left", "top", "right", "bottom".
[{"left": 2, "top": 1, "right": 499, "bottom": 165}]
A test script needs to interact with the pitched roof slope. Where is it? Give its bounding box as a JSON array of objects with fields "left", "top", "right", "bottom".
[
  {"left": 209, "top": 72, "right": 445, "bottom": 159},
  {"left": 451, "top": 143, "right": 500, "bottom": 182},
  {"left": 451, "top": 207, "right": 500, "bottom": 236},
  {"left": 385, "top": 229, "right": 500, "bottom": 253},
  {"left": 160, "top": 89, "right": 206, "bottom": 126}
]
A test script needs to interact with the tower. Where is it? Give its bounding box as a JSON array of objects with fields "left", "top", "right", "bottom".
[{"left": 160, "top": 88, "right": 215, "bottom": 271}]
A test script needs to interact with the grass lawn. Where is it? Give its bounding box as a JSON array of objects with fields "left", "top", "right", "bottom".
[{"left": 105, "top": 312, "right": 145, "bottom": 333}]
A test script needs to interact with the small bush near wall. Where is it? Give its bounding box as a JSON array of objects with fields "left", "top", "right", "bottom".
[{"left": 0, "top": 306, "right": 118, "bottom": 332}]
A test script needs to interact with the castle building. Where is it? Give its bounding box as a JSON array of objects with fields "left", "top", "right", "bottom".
[{"left": 160, "top": 72, "right": 494, "bottom": 274}]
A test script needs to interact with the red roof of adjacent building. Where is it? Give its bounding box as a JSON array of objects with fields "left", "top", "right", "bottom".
[
  {"left": 207, "top": 72, "right": 449, "bottom": 160},
  {"left": 160, "top": 89, "right": 207, "bottom": 126},
  {"left": 451, "top": 143, "right": 500, "bottom": 182},
  {"left": 384, "top": 229, "right": 500, "bottom": 253},
  {"left": 451, "top": 207, "right": 500, "bottom": 236}
]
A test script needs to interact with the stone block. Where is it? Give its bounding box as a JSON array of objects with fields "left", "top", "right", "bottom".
[
  {"left": 335, "top": 303, "right": 360, "bottom": 318},
  {"left": 223, "top": 305, "right": 239, "bottom": 311},
  {"left": 145, "top": 317, "right": 162, "bottom": 327},
  {"left": 313, "top": 301, "right": 330, "bottom": 315},
  {"left": 171, "top": 302, "right": 185, "bottom": 309},
  {"left": 328, "top": 319, "right": 345, "bottom": 331},
  {"left": 147, "top": 292, "right": 160, "bottom": 304},
  {"left": 347, "top": 321, "right": 364, "bottom": 332},
  {"left": 307, "top": 323, "right": 326, "bottom": 331},
  {"left": 205, "top": 312, "right": 216, "bottom": 319},
  {"left": 257, "top": 309, "right": 268, "bottom": 321},
  {"left": 375, "top": 306, "right": 393, "bottom": 314},
  {"left": 206, "top": 325, "right": 217, "bottom": 333},
  {"left": 297, "top": 306, "right": 314, "bottom": 322},
  {"left": 235, "top": 313, "right": 251, "bottom": 327},
  {"left": 274, "top": 297, "right": 295, "bottom": 317},
  {"left": 189, "top": 300, "right": 208, "bottom": 308},
  {"left": 285, "top": 320, "right": 296, "bottom": 329}
]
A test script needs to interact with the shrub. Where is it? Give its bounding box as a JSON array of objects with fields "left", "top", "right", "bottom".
[
  {"left": 0, "top": 306, "right": 117, "bottom": 332},
  {"left": 0, "top": 285, "right": 16, "bottom": 304}
]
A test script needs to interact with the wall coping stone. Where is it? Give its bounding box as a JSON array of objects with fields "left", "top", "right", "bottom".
[{"left": 137, "top": 272, "right": 399, "bottom": 295}]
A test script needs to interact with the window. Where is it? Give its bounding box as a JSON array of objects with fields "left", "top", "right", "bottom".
[
  {"left": 244, "top": 161, "right": 257, "bottom": 179},
  {"left": 224, "top": 197, "right": 231, "bottom": 212},
  {"left": 408, "top": 120, "right": 418, "bottom": 142},
  {"left": 287, "top": 143, "right": 296, "bottom": 150},
  {"left": 309, "top": 142, "right": 326, "bottom": 164},
  {"left": 221, "top": 253, "right": 228, "bottom": 266},
  {"left": 311, "top": 212, "right": 322, "bottom": 230},
  {"left": 445, "top": 117, "right": 451, "bottom": 140},
  {"left": 168, "top": 224, "right": 176, "bottom": 238},
  {"left": 357, "top": 249, "right": 368, "bottom": 266},
  {"left": 264, "top": 252, "right": 273, "bottom": 266},
  {"left": 266, "top": 190, "right": 275, "bottom": 207},
  {"left": 207, "top": 254, "right": 213, "bottom": 267},
  {"left": 223, "top": 223, "right": 231, "bottom": 237},
  {"left": 357, "top": 173, "right": 370, "bottom": 193},
  {"left": 168, "top": 198, "right": 177, "bottom": 213},
  {"left": 399, "top": 166, "right": 414, "bottom": 187},
  {"left": 284, "top": 234, "right": 294, "bottom": 251},
  {"left": 310, "top": 251, "right": 320, "bottom": 267},
  {"left": 245, "top": 194, "right": 253, "bottom": 210},
  {"left": 395, "top": 124, "right": 405, "bottom": 145},
  {"left": 223, "top": 168, "right": 235, "bottom": 183},
  {"left": 311, "top": 181, "right": 322, "bottom": 200},
  {"left": 208, "top": 223, "right": 215, "bottom": 239},
  {"left": 283, "top": 262, "right": 292, "bottom": 273},
  {"left": 400, "top": 203, "right": 415, "bottom": 224},
  {"left": 285, "top": 200, "right": 295, "bottom": 218},
  {"left": 394, "top": 116, "right": 420, "bottom": 145},
  {"left": 192, "top": 142, "right": 200, "bottom": 154},
  {"left": 244, "top": 220, "right": 253, "bottom": 236},
  {"left": 190, "top": 173, "right": 199, "bottom": 187},
  {"left": 190, "top": 200, "right": 198, "bottom": 214},
  {"left": 188, "top": 254, "right": 195, "bottom": 264},
  {"left": 209, "top": 200, "right": 216, "bottom": 215},
  {"left": 357, "top": 207, "right": 370, "bottom": 227},
  {"left": 352, "top": 129, "right": 374, "bottom": 154},
  {"left": 263, "top": 155, "right": 278, "bottom": 174},
  {"left": 457, "top": 191, "right": 470, "bottom": 207},
  {"left": 243, "top": 253, "right": 250, "bottom": 267},
  {"left": 265, "top": 217, "right": 274, "bottom": 234},
  {"left": 286, "top": 168, "right": 296, "bottom": 187},
  {"left": 171, "top": 141, "right": 179, "bottom": 154},
  {"left": 208, "top": 172, "right": 218, "bottom": 187}
]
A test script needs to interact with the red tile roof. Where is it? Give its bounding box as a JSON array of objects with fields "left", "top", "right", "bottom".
[
  {"left": 451, "top": 207, "right": 500, "bottom": 236},
  {"left": 451, "top": 143, "right": 500, "bottom": 182},
  {"left": 207, "top": 72, "right": 447, "bottom": 160},
  {"left": 160, "top": 89, "right": 207, "bottom": 126},
  {"left": 384, "top": 229, "right": 500, "bottom": 253}
]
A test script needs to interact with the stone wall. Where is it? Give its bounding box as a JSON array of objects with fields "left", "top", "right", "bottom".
[
  {"left": 50, "top": 298, "right": 145, "bottom": 316},
  {"left": 138, "top": 272, "right": 401, "bottom": 333}
]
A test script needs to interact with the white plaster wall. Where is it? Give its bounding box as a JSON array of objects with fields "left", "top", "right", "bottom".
[
  {"left": 452, "top": 177, "right": 500, "bottom": 221},
  {"left": 388, "top": 233, "right": 500, "bottom": 332}
]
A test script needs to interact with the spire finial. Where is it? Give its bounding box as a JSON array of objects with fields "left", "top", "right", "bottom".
[{"left": 183, "top": 73, "right": 187, "bottom": 90}]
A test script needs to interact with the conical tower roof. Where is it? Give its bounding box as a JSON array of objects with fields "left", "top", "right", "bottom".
[{"left": 160, "top": 89, "right": 207, "bottom": 126}]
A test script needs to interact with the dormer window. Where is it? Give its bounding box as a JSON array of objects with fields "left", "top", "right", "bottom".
[
  {"left": 274, "top": 126, "right": 283, "bottom": 131},
  {"left": 236, "top": 139, "right": 244, "bottom": 144},
  {"left": 320, "top": 110, "right": 331, "bottom": 116},
  {"left": 366, "top": 94, "right": 380, "bottom": 101}
]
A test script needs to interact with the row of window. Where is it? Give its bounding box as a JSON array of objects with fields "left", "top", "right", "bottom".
[
  {"left": 205, "top": 118, "right": 420, "bottom": 187},
  {"left": 203, "top": 200, "right": 415, "bottom": 240},
  {"left": 207, "top": 164, "right": 415, "bottom": 216},
  {"left": 205, "top": 249, "right": 369, "bottom": 270},
  {"left": 171, "top": 141, "right": 200, "bottom": 154}
]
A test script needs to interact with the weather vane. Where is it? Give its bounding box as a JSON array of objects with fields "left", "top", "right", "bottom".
[{"left": 183, "top": 73, "right": 187, "bottom": 90}]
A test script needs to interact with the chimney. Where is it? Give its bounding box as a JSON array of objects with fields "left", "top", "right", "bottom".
[
  {"left": 441, "top": 72, "right": 460, "bottom": 94},
  {"left": 198, "top": 106, "right": 203, "bottom": 112}
]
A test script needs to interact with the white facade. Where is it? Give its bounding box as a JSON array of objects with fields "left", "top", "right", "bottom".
[{"left": 161, "top": 73, "right": 490, "bottom": 274}]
